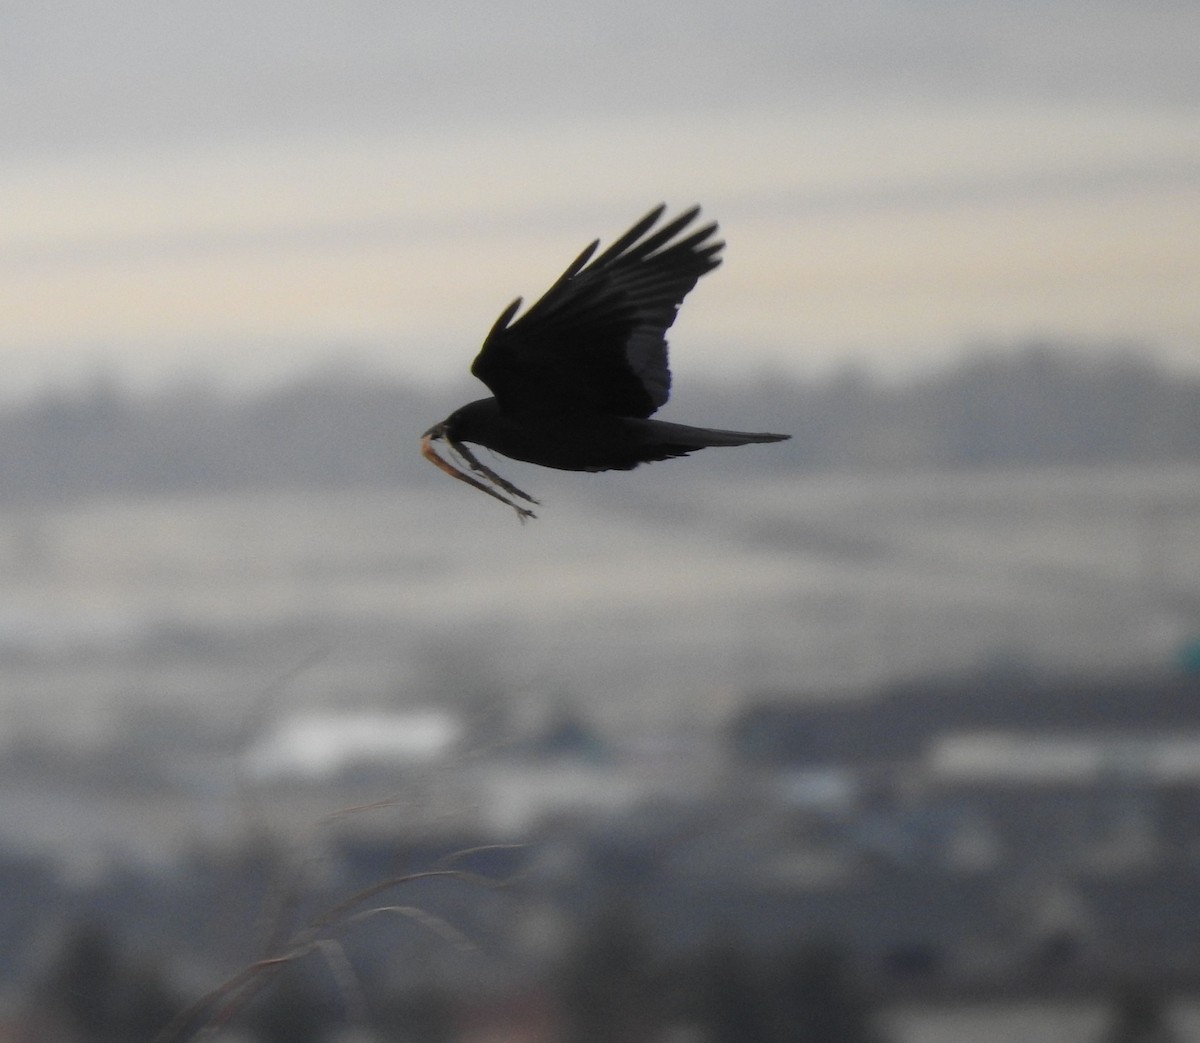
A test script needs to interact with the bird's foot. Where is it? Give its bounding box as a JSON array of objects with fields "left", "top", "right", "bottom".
[
  {"left": 420, "top": 432, "right": 539, "bottom": 522},
  {"left": 446, "top": 437, "right": 541, "bottom": 506}
]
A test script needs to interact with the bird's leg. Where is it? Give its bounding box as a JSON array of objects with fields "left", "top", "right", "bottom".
[
  {"left": 420, "top": 433, "right": 537, "bottom": 521},
  {"left": 445, "top": 437, "right": 541, "bottom": 506}
]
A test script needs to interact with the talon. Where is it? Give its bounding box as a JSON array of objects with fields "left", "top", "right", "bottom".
[
  {"left": 421, "top": 433, "right": 538, "bottom": 521},
  {"left": 446, "top": 436, "right": 540, "bottom": 505}
]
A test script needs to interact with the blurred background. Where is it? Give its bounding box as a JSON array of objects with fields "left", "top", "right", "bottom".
[{"left": 1, "top": 2, "right": 1199, "bottom": 1040}]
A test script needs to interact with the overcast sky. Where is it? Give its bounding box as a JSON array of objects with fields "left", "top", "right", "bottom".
[{"left": 2, "top": 0, "right": 1197, "bottom": 394}]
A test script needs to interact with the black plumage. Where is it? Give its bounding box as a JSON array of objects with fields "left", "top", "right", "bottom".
[{"left": 421, "top": 204, "right": 789, "bottom": 518}]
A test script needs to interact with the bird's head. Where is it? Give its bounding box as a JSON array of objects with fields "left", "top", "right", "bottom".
[{"left": 424, "top": 398, "right": 499, "bottom": 446}]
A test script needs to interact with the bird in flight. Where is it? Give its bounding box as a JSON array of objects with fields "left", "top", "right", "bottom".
[{"left": 421, "top": 204, "right": 789, "bottom": 519}]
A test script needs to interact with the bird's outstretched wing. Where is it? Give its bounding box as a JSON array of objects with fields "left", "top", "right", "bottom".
[{"left": 470, "top": 204, "right": 723, "bottom": 419}]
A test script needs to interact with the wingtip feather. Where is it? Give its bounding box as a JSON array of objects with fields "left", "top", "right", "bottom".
[{"left": 485, "top": 297, "right": 523, "bottom": 340}]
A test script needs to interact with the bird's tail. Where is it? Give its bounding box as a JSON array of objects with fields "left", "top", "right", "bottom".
[
  {"left": 648, "top": 419, "right": 789, "bottom": 446},
  {"left": 626, "top": 418, "right": 789, "bottom": 465}
]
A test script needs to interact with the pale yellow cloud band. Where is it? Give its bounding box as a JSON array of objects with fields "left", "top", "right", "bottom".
[{"left": 1, "top": 101, "right": 1196, "bottom": 387}]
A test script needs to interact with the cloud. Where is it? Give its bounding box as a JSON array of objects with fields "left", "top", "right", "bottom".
[
  {"left": 2, "top": 0, "right": 1196, "bottom": 154},
  {"left": 0, "top": 2, "right": 1196, "bottom": 391}
]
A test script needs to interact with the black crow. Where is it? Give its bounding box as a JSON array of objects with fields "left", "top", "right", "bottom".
[{"left": 422, "top": 204, "right": 789, "bottom": 518}]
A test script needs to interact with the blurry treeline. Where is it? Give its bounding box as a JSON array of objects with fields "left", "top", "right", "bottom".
[
  {"left": 26, "top": 908, "right": 890, "bottom": 1043},
  {"left": 24, "top": 902, "right": 1181, "bottom": 1042},
  {"left": 0, "top": 344, "right": 1196, "bottom": 503}
]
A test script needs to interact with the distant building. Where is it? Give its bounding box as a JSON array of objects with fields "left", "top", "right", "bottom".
[
  {"left": 242, "top": 708, "right": 462, "bottom": 782},
  {"left": 727, "top": 668, "right": 1200, "bottom": 770}
]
